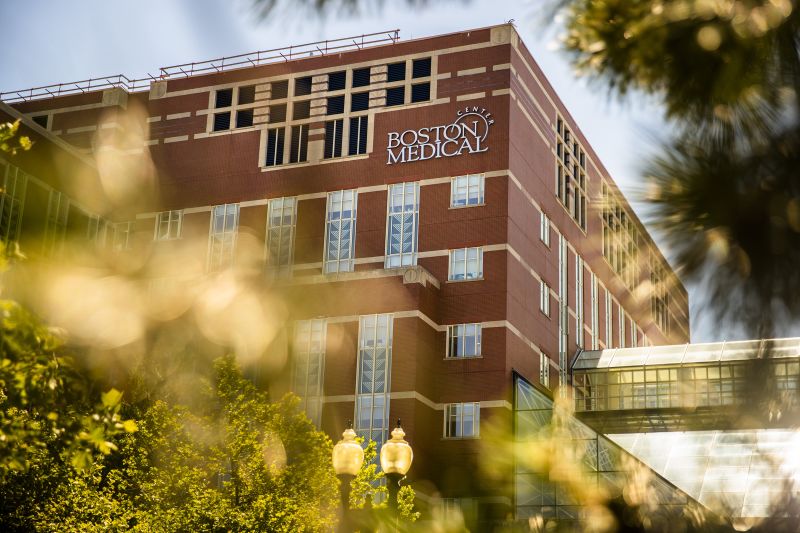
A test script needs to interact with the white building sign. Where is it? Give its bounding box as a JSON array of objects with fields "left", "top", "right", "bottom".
[{"left": 386, "top": 106, "right": 494, "bottom": 165}]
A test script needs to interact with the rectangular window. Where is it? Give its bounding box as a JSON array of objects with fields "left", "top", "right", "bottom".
[
  {"left": 293, "top": 319, "right": 326, "bottom": 427},
  {"left": 447, "top": 324, "right": 481, "bottom": 358},
  {"left": 294, "top": 76, "right": 312, "bottom": 96},
  {"left": 293, "top": 100, "right": 311, "bottom": 120},
  {"left": 328, "top": 71, "right": 346, "bottom": 91},
  {"left": 411, "top": 83, "right": 430, "bottom": 103},
  {"left": 271, "top": 80, "right": 289, "bottom": 99},
  {"left": 444, "top": 403, "right": 480, "bottom": 438},
  {"left": 0, "top": 163, "right": 27, "bottom": 247},
  {"left": 555, "top": 115, "right": 587, "bottom": 230},
  {"left": 386, "top": 86, "right": 405, "bottom": 106},
  {"left": 348, "top": 115, "right": 369, "bottom": 156},
  {"left": 651, "top": 260, "right": 670, "bottom": 334},
  {"left": 236, "top": 109, "right": 253, "bottom": 128},
  {"left": 385, "top": 182, "right": 419, "bottom": 268},
  {"left": 269, "top": 104, "right": 287, "bottom": 123},
  {"left": 540, "top": 353, "right": 550, "bottom": 388},
  {"left": 591, "top": 274, "right": 599, "bottom": 350},
  {"left": 31, "top": 115, "right": 49, "bottom": 129},
  {"left": 112, "top": 221, "right": 134, "bottom": 252},
  {"left": 289, "top": 125, "right": 309, "bottom": 164},
  {"left": 155, "top": 210, "right": 182, "bottom": 241},
  {"left": 238, "top": 85, "right": 255, "bottom": 105},
  {"left": 412, "top": 57, "right": 432, "bottom": 78},
  {"left": 213, "top": 112, "right": 231, "bottom": 132},
  {"left": 43, "top": 190, "right": 69, "bottom": 256},
  {"left": 387, "top": 61, "right": 406, "bottom": 82},
  {"left": 208, "top": 203, "right": 239, "bottom": 272},
  {"left": 215, "top": 88, "right": 233, "bottom": 108},
  {"left": 448, "top": 247, "right": 482, "bottom": 281},
  {"left": 352, "top": 67, "right": 371, "bottom": 87},
  {"left": 605, "top": 290, "right": 613, "bottom": 348},
  {"left": 540, "top": 212, "right": 550, "bottom": 246},
  {"left": 265, "top": 127, "right": 285, "bottom": 167},
  {"left": 324, "top": 119, "right": 343, "bottom": 159},
  {"left": 327, "top": 95, "right": 345, "bottom": 115},
  {"left": 539, "top": 280, "right": 550, "bottom": 316},
  {"left": 618, "top": 303, "right": 625, "bottom": 348},
  {"left": 351, "top": 92, "right": 370, "bottom": 112},
  {"left": 355, "top": 314, "right": 393, "bottom": 446},
  {"left": 266, "top": 197, "right": 296, "bottom": 272},
  {"left": 212, "top": 86, "right": 255, "bottom": 132},
  {"left": 450, "top": 174, "right": 484, "bottom": 207},
  {"left": 324, "top": 190, "right": 357, "bottom": 273},
  {"left": 602, "top": 183, "right": 640, "bottom": 291}
]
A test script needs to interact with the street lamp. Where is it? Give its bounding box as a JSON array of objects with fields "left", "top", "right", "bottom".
[
  {"left": 332, "top": 421, "right": 364, "bottom": 532},
  {"left": 380, "top": 419, "right": 413, "bottom": 513}
]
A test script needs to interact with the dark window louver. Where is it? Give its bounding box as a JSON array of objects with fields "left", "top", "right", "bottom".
[
  {"left": 387, "top": 62, "right": 406, "bottom": 82},
  {"left": 290, "top": 125, "right": 308, "bottom": 163},
  {"left": 327, "top": 95, "right": 345, "bottom": 115},
  {"left": 411, "top": 83, "right": 430, "bottom": 103},
  {"left": 238, "top": 85, "right": 255, "bottom": 105},
  {"left": 293, "top": 100, "right": 311, "bottom": 120},
  {"left": 324, "top": 119, "right": 343, "bottom": 159},
  {"left": 271, "top": 80, "right": 289, "bottom": 99},
  {"left": 265, "top": 128, "right": 285, "bottom": 166},
  {"left": 213, "top": 112, "right": 231, "bottom": 131},
  {"left": 328, "top": 71, "right": 346, "bottom": 91},
  {"left": 386, "top": 87, "right": 405, "bottom": 107},
  {"left": 348, "top": 116, "right": 368, "bottom": 156},
  {"left": 215, "top": 89, "right": 233, "bottom": 108},
  {"left": 32, "top": 115, "right": 48, "bottom": 128},
  {"left": 269, "top": 104, "right": 287, "bottom": 123},
  {"left": 295, "top": 76, "right": 312, "bottom": 96},
  {"left": 352, "top": 67, "right": 371, "bottom": 87},
  {"left": 412, "top": 58, "right": 432, "bottom": 78},
  {"left": 236, "top": 109, "right": 253, "bottom": 128},
  {"left": 351, "top": 92, "right": 369, "bottom": 112}
]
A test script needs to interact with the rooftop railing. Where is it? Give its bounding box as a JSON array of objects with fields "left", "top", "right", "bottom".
[{"left": 0, "top": 29, "right": 401, "bottom": 104}]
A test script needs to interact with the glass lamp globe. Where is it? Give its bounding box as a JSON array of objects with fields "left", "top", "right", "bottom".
[
  {"left": 380, "top": 423, "right": 413, "bottom": 476},
  {"left": 332, "top": 427, "right": 364, "bottom": 476}
]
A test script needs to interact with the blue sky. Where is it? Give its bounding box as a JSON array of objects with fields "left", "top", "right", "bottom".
[{"left": 0, "top": 0, "right": 723, "bottom": 341}]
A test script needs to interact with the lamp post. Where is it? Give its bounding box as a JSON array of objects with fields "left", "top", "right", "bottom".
[
  {"left": 332, "top": 421, "right": 364, "bottom": 532},
  {"left": 379, "top": 419, "right": 414, "bottom": 514}
]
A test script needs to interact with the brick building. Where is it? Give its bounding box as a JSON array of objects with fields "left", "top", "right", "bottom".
[{"left": 1, "top": 24, "right": 689, "bottom": 525}]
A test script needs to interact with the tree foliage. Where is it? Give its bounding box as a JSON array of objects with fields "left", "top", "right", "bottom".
[
  {"left": 560, "top": 0, "right": 800, "bottom": 337},
  {"left": 0, "top": 120, "right": 32, "bottom": 155}
]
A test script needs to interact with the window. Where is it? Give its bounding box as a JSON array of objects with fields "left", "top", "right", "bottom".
[
  {"left": 327, "top": 95, "right": 345, "bottom": 115},
  {"left": 555, "top": 115, "right": 587, "bottom": 230},
  {"left": 271, "top": 80, "right": 289, "bottom": 99},
  {"left": 412, "top": 57, "right": 431, "bottom": 78},
  {"left": 411, "top": 83, "right": 430, "bottom": 103},
  {"left": 289, "top": 125, "right": 308, "bottom": 163},
  {"left": 540, "top": 212, "right": 550, "bottom": 246},
  {"left": 293, "top": 319, "right": 326, "bottom": 426},
  {"left": 293, "top": 100, "right": 311, "bottom": 120},
  {"left": 324, "top": 119, "right": 343, "bottom": 159},
  {"left": 576, "top": 256, "right": 584, "bottom": 348},
  {"left": 385, "top": 183, "right": 419, "bottom": 267},
  {"left": 352, "top": 67, "right": 371, "bottom": 87},
  {"left": 651, "top": 261, "right": 670, "bottom": 334},
  {"left": 348, "top": 116, "right": 368, "bottom": 156},
  {"left": 591, "top": 274, "right": 599, "bottom": 350},
  {"left": 328, "top": 71, "right": 346, "bottom": 91},
  {"left": 212, "top": 86, "right": 256, "bottom": 132},
  {"left": 444, "top": 403, "right": 479, "bottom": 438},
  {"left": 294, "top": 76, "right": 312, "bottom": 96},
  {"left": 605, "top": 290, "right": 613, "bottom": 348},
  {"left": 31, "top": 115, "right": 49, "bottom": 129},
  {"left": 387, "top": 62, "right": 406, "bottom": 82},
  {"left": 269, "top": 104, "right": 287, "bottom": 123},
  {"left": 355, "top": 314, "right": 393, "bottom": 446},
  {"left": 602, "top": 183, "right": 640, "bottom": 290},
  {"left": 618, "top": 303, "right": 625, "bottom": 348},
  {"left": 386, "top": 86, "right": 405, "bottom": 106},
  {"left": 43, "top": 190, "right": 68, "bottom": 256},
  {"left": 447, "top": 324, "right": 481, "bottom": 358},
  {"left": 539, "top": 280, "right": 550, "bottom": 316},
  {"left": 351, "top": 92, "right": 370, "bottom": 112},
  {"left": 265, "top": 127, "right": 285, "bottom": 167},
  {"left": 449, "top": 247, "right": 482, "bottom": 281},
  {"left": 540, "top": 353, "right": 550, "bottom": 388},
  {"left": 208, "top": 203, "right": 239, "bottom": 272},
  {"left": 112, "top": 221, "right": 134, "bottom": 252},
  {"left": 450, "top": 174, "right": 484, "bottom": 207},
  {"left": 266, "top": 197, "right": 296, "bottom": 272},
  {"left": 324, "top": 190, "right": 357, "bottom": 273},
  {"left": 155, "top": 210, "right": 182, "bottom": 241},
  {"left": 0, "top": 163, "right": 27, "bottom": 247}
]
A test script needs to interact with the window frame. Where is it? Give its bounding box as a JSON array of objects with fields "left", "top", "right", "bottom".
[
  {"left": 210, "top": 85, "right": 258, "bottom": 133},
  {"left": 448, "top": 247, "right": 483, "bottom": 281},
  {"left": 443, "top": 402, "right": 480, "bottom": 439},
  {"left": 450, "top": 174, "right": 484, "bottom": 208},
  {"left": 154, "top": 210, "right": 183, "bottom": 241},
  {"left": 446, "top": 323, "right": 482, "bottom": 359}
]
